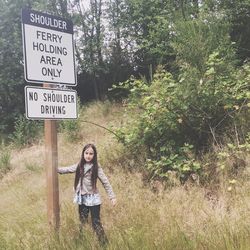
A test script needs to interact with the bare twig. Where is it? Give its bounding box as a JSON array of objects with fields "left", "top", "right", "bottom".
[{"left": 82, "top": 120, "right": 122, "bottom": 140}]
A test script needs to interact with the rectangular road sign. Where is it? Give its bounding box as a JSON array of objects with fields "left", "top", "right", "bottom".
[
  {"left": 21, "top": 9, "right": 77, "bottom": 86},
  {"left": 25, "top": 86, "right": 77, "bottom": 119}
]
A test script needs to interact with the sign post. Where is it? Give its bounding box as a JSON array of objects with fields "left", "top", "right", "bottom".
[
  {"left": 45, "top": 117, "right": 60, "bottom": 230},
  {"left": 21, "top": 8, "right": 77, "bottom": 230},
  {"left": 43, "top": 82, "right": 60, "bottom": 230}
]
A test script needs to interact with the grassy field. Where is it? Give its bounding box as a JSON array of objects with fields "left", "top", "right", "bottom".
[{"left": 0, "top": 101, "right": 249, "bottom": 250}]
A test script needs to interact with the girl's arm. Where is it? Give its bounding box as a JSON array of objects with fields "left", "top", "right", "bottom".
[
  {"left": 58, "top": 163, "right": 78, "bottom": 174},
  {"left": 97, "top": 167, "right": 116, "bottom": 201}
]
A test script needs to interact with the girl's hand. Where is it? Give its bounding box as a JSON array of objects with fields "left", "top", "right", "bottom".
[{"left": 111, "top": 198, "right": 117, "bottom": 207}]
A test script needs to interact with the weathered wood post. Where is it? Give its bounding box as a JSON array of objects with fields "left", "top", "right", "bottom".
[{"left": 45, "top": 117, "right": 60, "bottom": 230}]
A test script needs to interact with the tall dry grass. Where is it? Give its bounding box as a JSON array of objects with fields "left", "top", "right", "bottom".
[{"left": 0, "top": 101, "right": 249, "bottom": 249}]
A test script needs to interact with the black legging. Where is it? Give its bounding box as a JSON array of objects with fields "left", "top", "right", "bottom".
[{"left": 78, "top": 204, "right": 108, "bottom": 245}]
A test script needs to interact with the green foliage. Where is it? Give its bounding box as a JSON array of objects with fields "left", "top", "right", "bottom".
[
  {"left": 59, "top": 119, "right": 81, "bottom": 142},
  {"left": 172, "top": 15, "right": 234, "bottom": 74},
  {"left": 218, "top": 134, "right": 250, "bottom": 177},
  {"left": 200, "top": 133, "right": 250, "bottom": 188},
  {"left": 9, "top": 115, "right": 42, "bottom": 147},
  {"left": 0, "top": 0, "right": 56, "bottom": 135},
  {"left": 0, "top": 150, "right": 11, "bottom": 176},
  {"left": 115, "top": 51, "right": 249, "bottom": 181},
  {"left": 124, "top": 0, "right": 174, "bottom": 69},
  {"left": 59, "top": 97, "right": 81, "bottom": 142},
  {"left": 1, "top": 0, "right": 250, "bottom": 138},
  {"left": 220, "top": 0, "right": 250, "bottom": 62},
  {"left": 0, "top": 0, "right": 26, "bottom": 134},
  {"left": 146, "top": 144, "right": 201, "bottom": 182}
]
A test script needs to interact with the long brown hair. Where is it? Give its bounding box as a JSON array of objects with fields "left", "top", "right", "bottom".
[{"left": 74, "top": 144, "right": 99, "bottom": 191}]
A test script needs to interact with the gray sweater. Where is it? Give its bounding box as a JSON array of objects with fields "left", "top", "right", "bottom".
[{"left": 58, "top": 163, "right": 115, "bottom": 200}]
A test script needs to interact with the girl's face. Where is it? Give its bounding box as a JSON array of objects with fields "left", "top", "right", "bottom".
[{"left": 84, "top": 146, "right": 94, "bottom": 163}]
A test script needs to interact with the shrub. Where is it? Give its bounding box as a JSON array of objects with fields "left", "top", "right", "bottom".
[
  {"left": 218, "top": 134, "right": 250, "bottom": 178},
  {"left": 114, "top": 53, "right": 249, "bottom": 182},
  {"left": 9, "top": 115, "right": 42, "bottom": 147},
  {"left": 59, "top": 119, "right": 81, "bottom": 142}
]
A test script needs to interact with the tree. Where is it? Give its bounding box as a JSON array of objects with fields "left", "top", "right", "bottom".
[
  {"left": 121, "top": 0, "right": 174, "bottom": 76},
  {"left": 171, "top": 13, "right": 234, "bottom": 75},
  {"left": 105, "top": 0, "right": 134, "bottom": 84},
  {"left": 221, "top": 0, "right": 250, "bottom": 62},
  {"left": 73, "top": 0, "right": 105, "bottom": 100},
  {"left": 0, "top": 0, "right": 72, "bottom": 136},
  {"left": 0, "top": 0, "right": 29, "bottom": 135}
]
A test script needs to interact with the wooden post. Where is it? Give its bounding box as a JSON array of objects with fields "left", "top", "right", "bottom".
[{"left": 44, "top": 84, "right": 60, "bottom": 230}]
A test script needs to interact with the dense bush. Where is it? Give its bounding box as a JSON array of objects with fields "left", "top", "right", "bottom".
[{"left": 114, "top": 52, "right": 250, "bottom": 181}]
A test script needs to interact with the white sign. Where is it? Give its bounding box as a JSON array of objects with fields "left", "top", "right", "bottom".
[
  {"left": 21, "top": 9, "right": 77, "bottom": 86},
  {"left": 25, "top": 86, "right": 77, "bottom": 119}
]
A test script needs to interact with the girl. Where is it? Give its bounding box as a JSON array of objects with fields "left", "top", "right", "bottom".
[{"left": 58, "top": 143, "right": 116, "bottom": 245}]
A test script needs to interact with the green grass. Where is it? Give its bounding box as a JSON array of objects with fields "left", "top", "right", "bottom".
[
  {"left": 0, "top": 101, "right": 249, "bottom": 249},
  {"left": 0, "top": 150, "right": 11, "bottom": 176}
]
